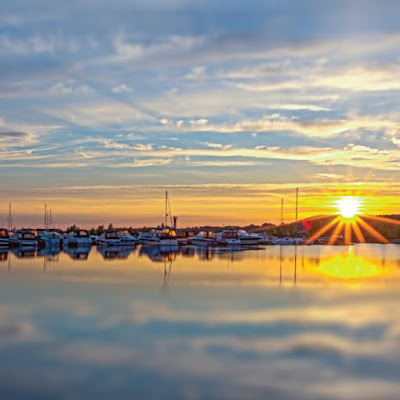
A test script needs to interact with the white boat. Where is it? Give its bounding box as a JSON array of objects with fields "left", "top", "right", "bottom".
[
  {"left": 176, "top": 230, "right": 196, "bottom": 245},
  {"left": 10, "top": 229, "right": 38, "bottom": 247},
  {"left": 191, "top": 231, "right": 217, "bottom": 246},
  {"left": 237, "top": 230, "right": 261, "bottom": 245},
  {"left": 138, "top": 231, "right": 162, "bottom": 244},
  {"left": 97, "top": 229, "right": 137, "bottom": 246},
  {"left": 138, "top": 228, "right": 179, "bottom": 247},
  {"left": 153, "top": 228, "right": 179, "bottom": 246},
  {"left": 216, "top": 230, "right": 241, "bottom": 246},
  {"left": 0, "top": 229, "right": 10, "bottom": 247},
  {"left": 274, "top": 237, "right": 303, "bottom": 245},
  {"left": 63, "top": 229, "right": 92, "bottom": 247},
  {"left": 42, "top": 231, "right": 61, "bottom": 247}
]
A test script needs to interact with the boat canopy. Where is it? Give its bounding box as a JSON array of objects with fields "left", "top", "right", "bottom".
[
  {"left": 71, "top": 230, "right": 89, "bottom": 237},
  {"left": 21, "top": 232, "right": 36, "bottom": 240}
]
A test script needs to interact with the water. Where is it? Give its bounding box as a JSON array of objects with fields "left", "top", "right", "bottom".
[{"left": 1, "top": 244, "right": 400, "bottom": 399}]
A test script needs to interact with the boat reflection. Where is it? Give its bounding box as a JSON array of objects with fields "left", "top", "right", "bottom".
[
  {"left": 98, "top": 245, "right": 135, "bottom": 260},
  {"left": 63, "top": 246, "right": 92, "bottom": 260},
  {"left": 139, "top": 245, "right": 177, "bottom": 262},
  {"left": 0, "top": 248, "right": 8, "bottom": 261},
  {"left": 11, "top": 247, "right": 36, "bottom": 258},
  {"left": 37, "top": 247, "right": 60, "bottom": 257}
]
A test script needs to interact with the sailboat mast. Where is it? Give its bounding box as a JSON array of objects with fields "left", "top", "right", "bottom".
[
  {"left": 8, "top": 203, "right": 12, "bottom": 231},
  {"left": 280, "top": 198, "right": 283, "bottom": 237},
  {"left": 165, "top": 191, "right": 168, "bottom": 227},
  {"left": 295, "top": 188, "right": 298, "bottom": 240}
]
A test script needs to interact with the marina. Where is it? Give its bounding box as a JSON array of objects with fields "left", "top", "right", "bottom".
[{"left": 2, "top": 0, "right": 400, "bottom": 398}]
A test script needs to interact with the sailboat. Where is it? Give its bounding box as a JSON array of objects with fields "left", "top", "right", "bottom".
[
  {"left": 138, "top": 191, "right": 179, "bottom": 247},
  {"left": 275, "top": 188, "right": 303, "bottom": 245},
  {"left": 153, "top": 191, "right": 179, "bottom": 247}
]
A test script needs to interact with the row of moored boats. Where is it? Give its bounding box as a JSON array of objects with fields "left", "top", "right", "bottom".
[{"left": 0, "top": 227, "right": 308, "bottom": 249}]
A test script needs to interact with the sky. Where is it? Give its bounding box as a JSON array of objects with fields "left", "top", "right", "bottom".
[{"left": 2, "top": 0, "right": 400, "bottom": 228}]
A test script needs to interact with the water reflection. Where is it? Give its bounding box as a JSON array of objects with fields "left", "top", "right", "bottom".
[
  {"left": 98, "top": 245, "right": 134, "bottom": 260},
  {"left": 0, "top": 244, "right": 400, "bottom": 398},
  {"left": 11, "top": 247, "right": 36, "bottom": 258},
  {"left": 0, "top": 244, "right": 400, "bottom": 286},
  {"left": 37, "top": 246, "right": 60, "bottom": 257},
  {"left": 0, "top": 248, "right": 8, "bottom": 261},
  {"left": 63, "top": 246, "right": 92, "bottom": 260},
  {"left": 139, "top": 245, "right": 177, "bottom": 262}
]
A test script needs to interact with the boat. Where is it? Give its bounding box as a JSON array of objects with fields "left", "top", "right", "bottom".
[
  {"left": 191, "top": 231, "right": 217, "bottom": 246},
  {"left": 137, "top": 231, "right": 162, "bottom": 245},
  {"left": 63, "top": 229, "right": 92, "bottom": 247},
  {"left": 237, "top": 230, "right": 261, "bottom": 245},
  {"left": 0, "top": 229, "right": 10, "bottom": 247},
  {"left": 274, "top": 237, "right": 302, "bottom": 245},
  {"left": 176, "top": 229, "right": 196, "bottom": 245},
  {"left": 216, "top": 230, "right": 241, "bottom": 246},
  {"left": 10, "top": 229, "right": 38, "bottom": 247},
  {"left": 153, "top": 227, "right": 179, "bottom": 247},
  {"left": 41, "top": 231, "right": 61, "bottom": 248},
  {"left": 97, "top": 229, "right": 137, "bottom": 246},
  {"left": 138, "top": 228, "right": 179, "bottom": 247}
]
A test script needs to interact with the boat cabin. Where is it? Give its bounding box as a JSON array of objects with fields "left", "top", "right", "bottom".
[
  {"left": 220, "top": 230, "right": 239, "bottom": 239},
  {"left": 153, "top": 228, "right": 177, "bottom": 238},
  {"left": 69, "top": 229, "right": 89, "bottom": 238},
  {"left": 17, "top": 229, "right": 37, "bottom": 240},
  {"left": 0, "top": 229, "right": 9, "bottom": 238},
  {"left": 104, "top": 229, "right": 130, "bottom": 239}
]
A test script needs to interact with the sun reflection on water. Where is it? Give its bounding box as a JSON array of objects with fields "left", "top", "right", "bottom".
[{"left": 317, "top": 246, "right": 382, "bottom": 280}]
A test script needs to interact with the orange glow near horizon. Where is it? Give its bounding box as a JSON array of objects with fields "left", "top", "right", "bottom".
[{"left": 2, "top": 182, "right": 400, "bottom": 229}]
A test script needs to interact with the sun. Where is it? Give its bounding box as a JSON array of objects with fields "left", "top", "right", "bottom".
[{"left": 337, "top": 197, "right": 360, "bottom": 219}]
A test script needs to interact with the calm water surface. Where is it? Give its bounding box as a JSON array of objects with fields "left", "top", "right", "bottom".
[{"left": 1, "top": 244, "right": 400, "bottom": 399}]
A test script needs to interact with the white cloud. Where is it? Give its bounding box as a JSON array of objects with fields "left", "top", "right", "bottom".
[
  {"left": 111, "top": 83, "right": 132, "bottom": 93},
  {"left": 49, "top": 82, "right": 94, "bottom": 96},
  {"left": 131, "top": 158, "right": 171, "bottom": 167},
  {"left": 110, "top": 34, "right": 205, "bottom": 63}
]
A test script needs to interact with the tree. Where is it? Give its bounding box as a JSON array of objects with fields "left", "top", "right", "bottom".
[
  {"left": 96, "top": 225, "right": 105, "bottom": 235},
  {"left": 66, "top": 224, "right": 78, "bottom": 233}
]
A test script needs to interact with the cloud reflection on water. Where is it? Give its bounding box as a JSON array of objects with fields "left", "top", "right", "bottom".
[{"left": 0, "top": 245, "right": 400, "bottom": 398}]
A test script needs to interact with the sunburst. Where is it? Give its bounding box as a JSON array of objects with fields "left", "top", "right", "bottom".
[{"left": 305, "top": 195, "right": 399, "bottom": 245}]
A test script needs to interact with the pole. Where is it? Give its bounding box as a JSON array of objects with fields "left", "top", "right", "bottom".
[
  {"left": 280, "top": 198, "right": 283, "bottom": 238},
  {"left": 8, "top": 203, "right": 12, "bottom": 231},
  {"left": 165, "top": 191, "right": 168, "bottom": 227},
  {"left": 295, "top": 187, "right": 298, "bottom": 240}
]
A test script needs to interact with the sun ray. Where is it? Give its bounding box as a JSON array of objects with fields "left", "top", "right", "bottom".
[
  {"left": 352, "top": 220, "right": 366, "bottom": 243},
  {"left": 306, "top": 216, "right": 341, "bottom": 244},
  {"left": 356, "top": 216, "right": 390, "bottom": 244},
  {"left": 345, "top": 222, "right": 352, "bottom": 245},
  {"left": 328, "top": 219, "right": 344, "bottom": 245}
]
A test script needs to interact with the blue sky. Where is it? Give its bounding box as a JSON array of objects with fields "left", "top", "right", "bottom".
[{"left": 2, "top": 0, "right": 400, "bottom": 227}]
